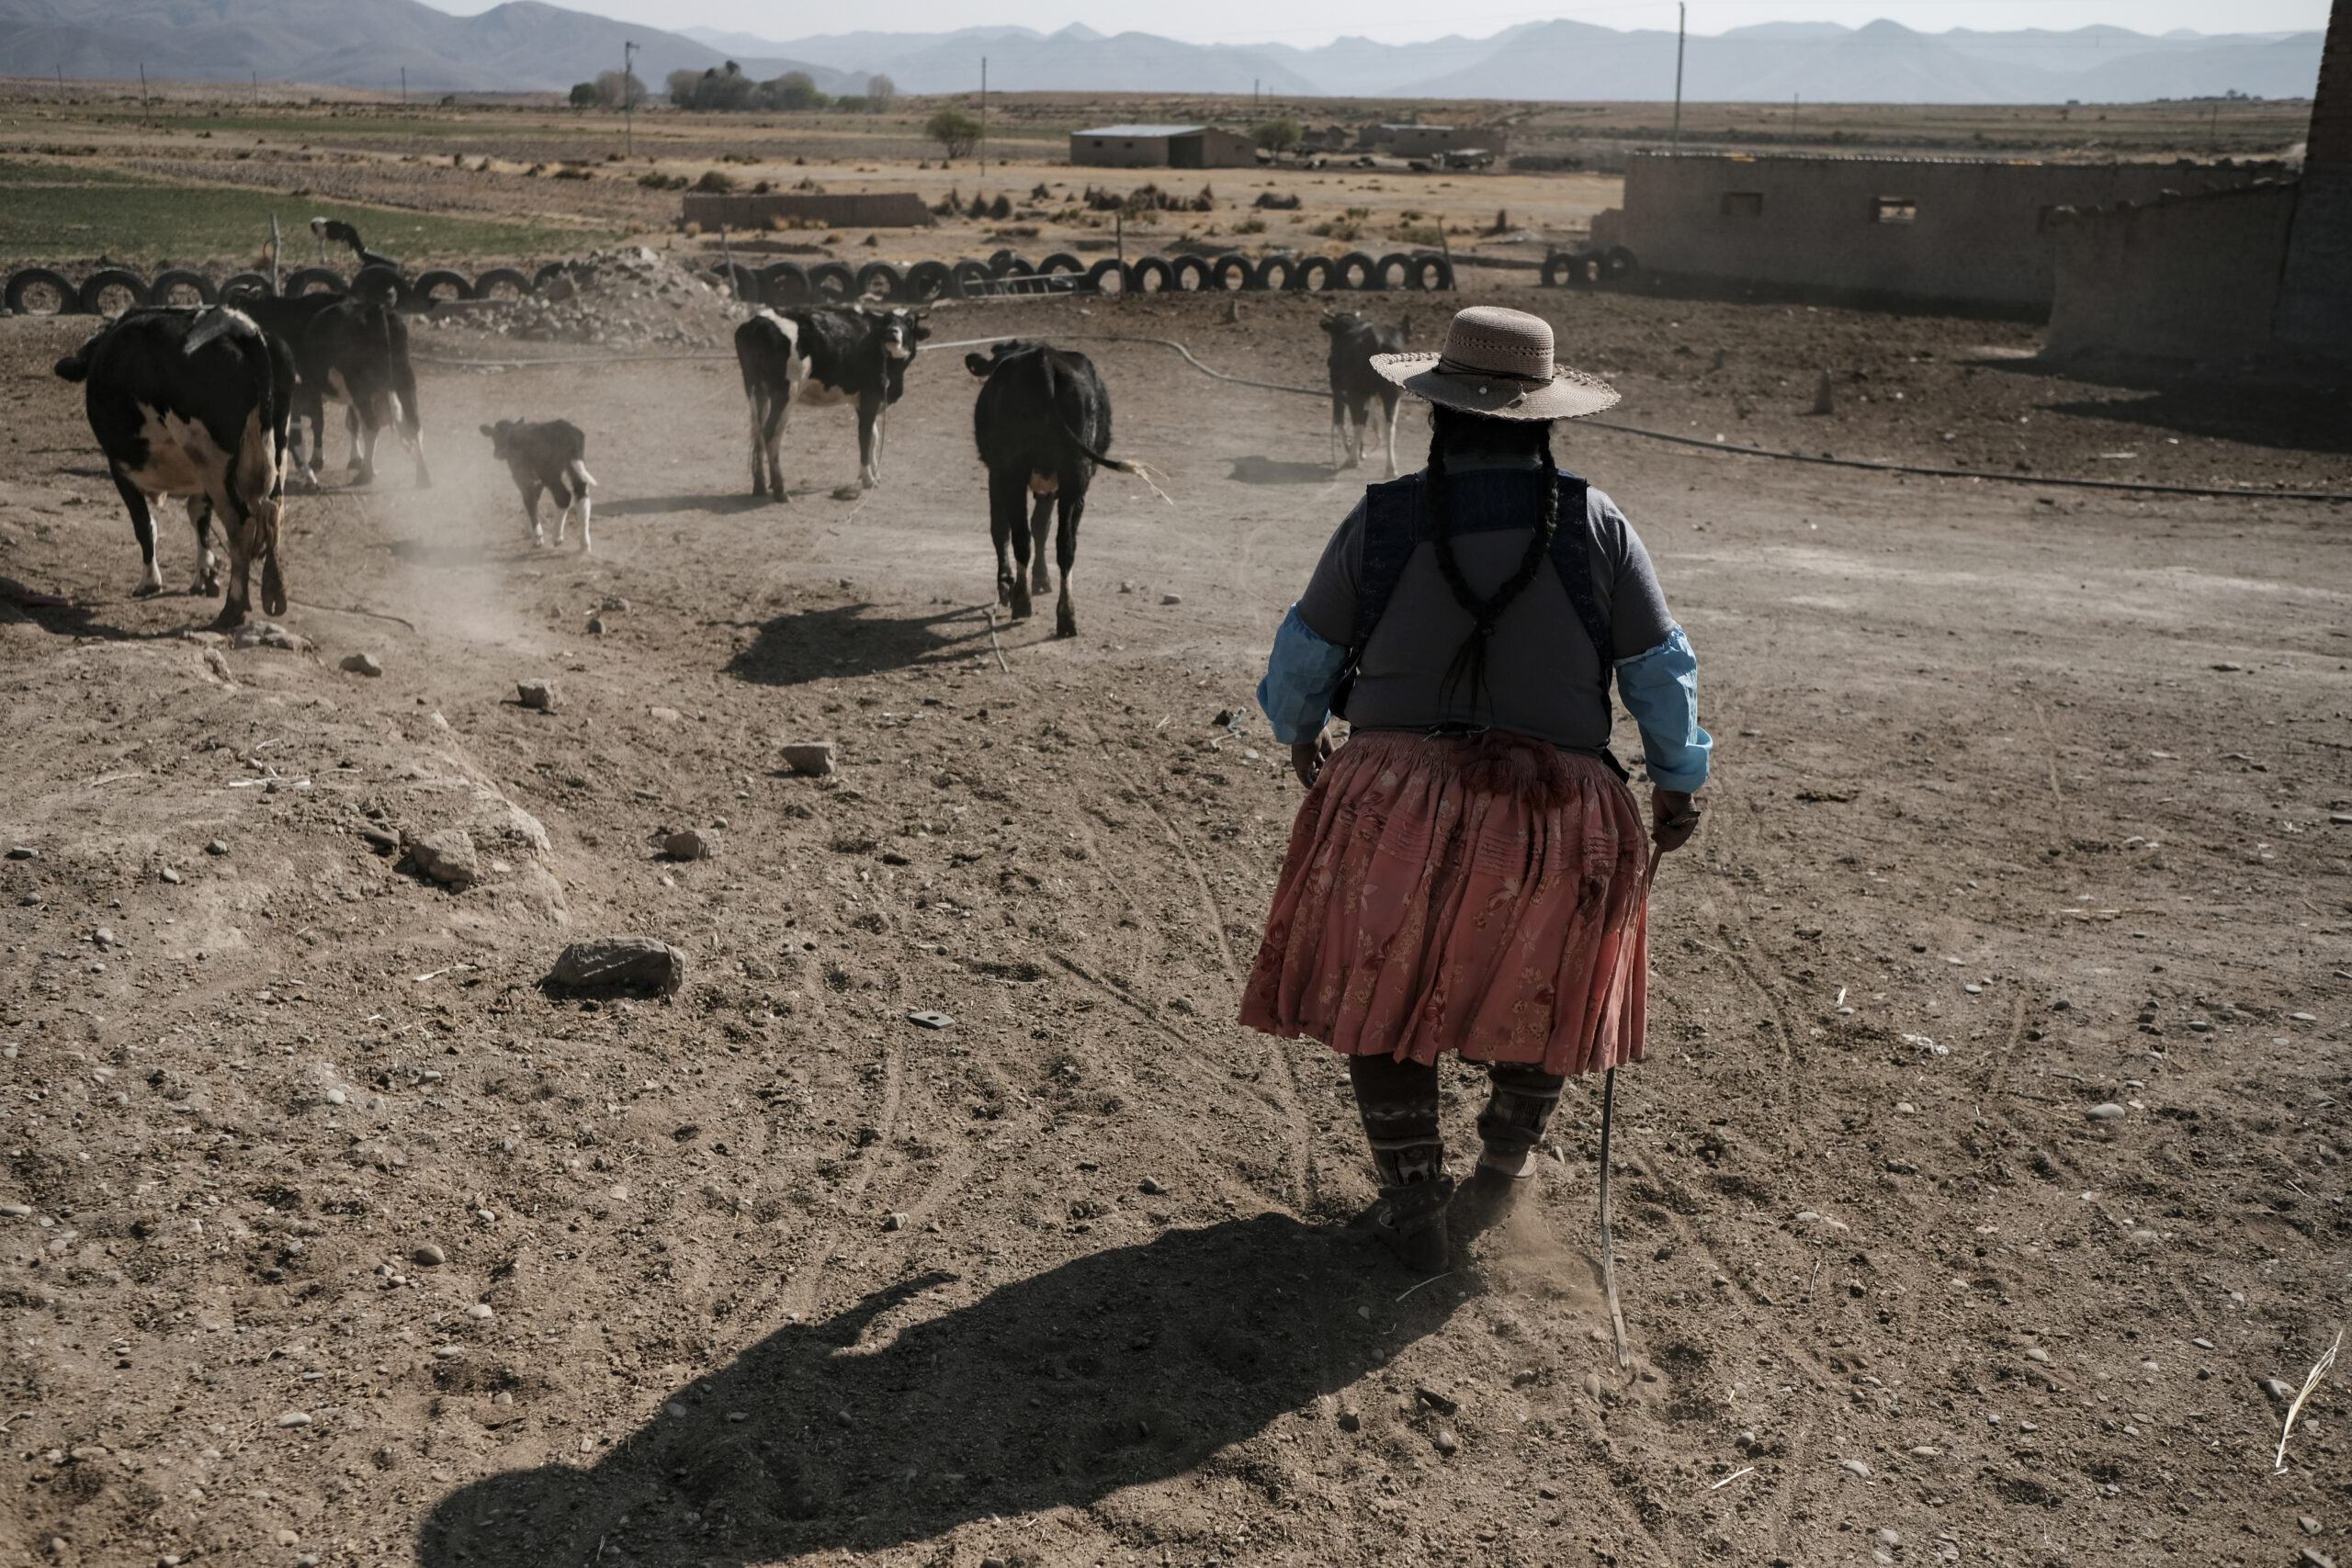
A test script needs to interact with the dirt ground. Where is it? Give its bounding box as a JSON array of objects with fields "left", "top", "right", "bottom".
[{"left": 1, "top": 278, "right": 2349, "bottom": 1568}]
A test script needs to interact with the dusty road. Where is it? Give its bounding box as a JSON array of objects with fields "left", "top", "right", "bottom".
[{"left": 1, "top": 284, "right": 2348, "bottom": 1568}]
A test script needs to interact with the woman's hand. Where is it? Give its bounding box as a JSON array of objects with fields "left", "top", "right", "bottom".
[
  {"left": 1291, "top": 731, "right": 1334, "bottom": 789},
  {"left": 1651, "top": 788, "right": 1702, "bottom": 853}
]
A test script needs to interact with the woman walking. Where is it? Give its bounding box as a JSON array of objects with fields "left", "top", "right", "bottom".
[{"left": 1243, "top": 306, "right": 1711, "bottom": 1272}]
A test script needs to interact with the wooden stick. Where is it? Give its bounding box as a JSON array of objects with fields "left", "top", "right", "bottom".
[
  {"left": 1598, "top": 1064, "right": 1630, "bottom": 1371},
  {"left": 984, "top": 606, "right": 1009, "bottom": 672}
]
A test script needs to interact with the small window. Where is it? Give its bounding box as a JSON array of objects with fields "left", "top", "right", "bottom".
[
  {"left": 1720, "top": 191, "right": 1763, "bottom": 218},
  {"left": 1873, "top": 196, "right": 1917, "bottom": 224}
]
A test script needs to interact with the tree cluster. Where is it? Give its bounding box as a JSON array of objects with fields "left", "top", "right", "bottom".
[{"left": 662, "top": 63, "right": 895, "bottom": 113}]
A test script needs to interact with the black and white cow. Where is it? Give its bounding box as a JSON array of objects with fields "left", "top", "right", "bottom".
[
  {"left": 735, "top": 306, "right": 928, "bottom": 501},
  {"left": 54, "top": 307, "right": 296, "bottom": 629},
  {"left": 480, "top": 419, "right": 596, "bottom": 552},
  {"left": 310, "top": 216, "right": 402, "bottom": 275},
  {"left": 1320, "top": 310, "right": 1412, "bottom": 479},
  {"left": 967, "top": 338, "right": 1136, "bottom": 639},
  {"left": 241, "top": 293, "right": 428, "bottom": 490}
]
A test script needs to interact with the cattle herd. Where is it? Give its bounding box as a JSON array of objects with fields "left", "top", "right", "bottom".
[{"left": 49, "top": 288, "right": 1413, "bottom": 637}]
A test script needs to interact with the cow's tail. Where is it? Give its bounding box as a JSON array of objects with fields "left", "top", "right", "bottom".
[
  {"left": 1037, "top": 351, "right": 1173, "bottom": 503},
  {"left": 568, "top": 459, "right": 597, "bottom": 491},
  {"left": 218, "top": 318, "right": 289, "bottom": 615}
]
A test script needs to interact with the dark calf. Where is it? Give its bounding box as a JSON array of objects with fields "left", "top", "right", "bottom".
[
  {"left": 481, "top": 419, "right": 596, "bottom": 552},
  {"left": 1320, "top": 310, "right": 1411, "bottom": 479},
  {"left": 967, "top": 338, "right": 1132, "bottom": 639}
]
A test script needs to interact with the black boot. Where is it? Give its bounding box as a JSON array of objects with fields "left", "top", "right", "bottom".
[
  {"left": 1374, "top": 1174, "right": 1455, "bottom": 1273},
  {"left": 1466, "top": 1062, "right": 1567, "bottom": 1225}
]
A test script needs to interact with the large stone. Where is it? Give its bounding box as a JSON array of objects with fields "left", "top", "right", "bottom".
[
  {"left": 547, "top": 937, "right": 686, "bottom": 997},
  {"left": 340, "top": 652, "right": 383, "bottom": 677},
  {"left": 517, "top": 679, "right": 559, "bottom": 713},
  {"left": 405, "top": 829, "right": 481, "bottom": 889},
  {"left": 663, "top": 829, "right": 714, "bottom": 861},
  {"left": 782, "top": 741, "right": 837, "bottom": 776}
]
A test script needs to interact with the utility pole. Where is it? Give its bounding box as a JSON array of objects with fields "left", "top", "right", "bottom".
[
  {"left": 139, "top": 62, "right": 150, "bottom": 128},
  {"left": 624, "top": 39, "right": 639, "bottom": 157},
  {"left": 1670, "top": 4, "right": 1685, "bottom": 155},
  {"left": 1792, "top": 92, "right": 1799, "bottom": 139},
  {"left": 401, "top": 65, "right": 407, "bottom": 109},
  {"left": 979, "top": 57, "right": 988, "bottom": 183}
]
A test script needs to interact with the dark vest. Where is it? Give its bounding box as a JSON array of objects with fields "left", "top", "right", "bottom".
[{"left": 1334, "top": 466, "right": 1612, "bottom": 721}]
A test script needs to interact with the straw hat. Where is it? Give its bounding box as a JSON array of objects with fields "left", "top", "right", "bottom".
[{"left": 1372, "top": 306, "right": 1619, "bottom": 422}]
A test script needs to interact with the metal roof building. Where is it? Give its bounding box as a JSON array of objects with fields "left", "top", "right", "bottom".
[{"left": 1071, "top": 124, "right": 1255, "bottom": 169}]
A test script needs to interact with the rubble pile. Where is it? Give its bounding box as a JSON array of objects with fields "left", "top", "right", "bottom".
[{"left": 419, "top": 246, "right": 751, "bottom": 349}]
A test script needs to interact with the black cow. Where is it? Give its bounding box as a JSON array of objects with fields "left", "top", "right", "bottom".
[
  {"left": 967, "top": 338, "right": 1136, "bottom": 639},
  {"left": 480, "top": 419, "right": 596, "bottom": 553},
  {"left": 735, "top": 306, "right": 928, "bottom": 501},
  {"left": 1320, "top": 310, "right": 1412, "bottom": 479},
  {"left": 239, "top": 293, "right": 428, "bottom": 490},
  {"left": 310, "top": 216, "right": 401, "bottom": 274},
  {"left": 54, "top": 307, "right": 296, "bottom": 629}
]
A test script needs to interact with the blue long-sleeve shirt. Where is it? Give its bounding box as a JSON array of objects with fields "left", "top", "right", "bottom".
[{"left": 1257, "top": 605, "right": 1712, "bottom": 793}]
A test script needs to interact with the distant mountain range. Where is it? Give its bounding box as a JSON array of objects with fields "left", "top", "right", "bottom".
[
  {"left": 713, "top": 18, "right": 2325, "bottom": 104},
  {"left": 0, "top": 0, "right": 2323, "bottom": 104}
]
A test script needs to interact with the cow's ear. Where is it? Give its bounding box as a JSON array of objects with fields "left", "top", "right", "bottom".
[
  {"left": 479, "top": 423, "right": 494, "bottom": 437},
  {"left": 915, "top": 321, "right": 933, "bottom": 340},
  {"left": 964, "top": 352, "right": 991, "bottom": 377}
]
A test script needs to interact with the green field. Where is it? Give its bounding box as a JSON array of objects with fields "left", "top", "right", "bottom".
[{"left": 0, "top": 159, "right": 616, "bottom": 266}]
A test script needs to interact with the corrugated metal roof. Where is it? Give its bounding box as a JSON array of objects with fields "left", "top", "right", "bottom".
[{"left": 1074, "top": 125, "right": 1204, "bottom": 138}]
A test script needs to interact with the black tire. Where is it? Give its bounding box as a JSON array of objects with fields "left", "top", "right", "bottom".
[
  {"left": 1412, "top": 254, "right": 1454, "bottom": 292},
  {"left": 806, "top": 261, "right": 855, "bottom": 301},
  {"left": 218, "top": 271, "right": 276, "bottom": 302},
  {"left": 6, "top": 267, "right": 75, "bottom": 316},
  {"left": 532, "top": 261, "right": 570, "bottom": 292},
  {"left": 758, "top": 262, "right": 811, "bottom": 306},
  {"left": 148, "top": 268, "right": 216, "bottom": 308},
  {"left": 1540, "top": 251, "right": 1581, "bottom": 288},
  {"left": 284, "top": 265, "right": 346, "bottom": 298},
  {"left": 713, "top": 262, "right": 760, "bottom": 303},
  {"left": 1335, "top": 252, "right": 1379, "bottom": 290},
  {"left": 1601, "top": 245, "right": 1637, "bottom": 282},
  {"left": 1374, "top": 253, "right": 1414, "bottom": 291},
  {"left": 901, "top": 259, "right": 954, "bottom": 303},
  {"left": 854, "top": 260, "right": 904, "bottom": 302},
  {"left": 1291, "top": 254, "right": 1335, "bottom": 292},
  {"left": 1167, "top": 254, "right": 1210, "bottom": 291},
  {"left": 988, "top": 249, "right": 1036, "bottom": 278},
  {"left": 413, "top": 267, "right": 471, "bottom": 307},
  {"left": 950, "top": 258, "right": 992, "bottom": 298},
  {"left": 1126, "top": 255, "right": 1174, "bottom": 293},
  {"left": 1036, "top": 252, "right": 1085, "bottom": 276},
  {"left": 75, "top": 267, "right": 147, "bottom": 316},
  {"left": 351, "top": 264, "right": 411, "bottom": 309},
  {"left": 469, "top": 267, "right": 530, "bottom": 301},
  {"left": 1209, "top": 254, "right": 1254, "bottom": 291},
  {"left": 1251, "top": 254, "right": 1296, "bottom": 291},
  {"left": 1083, "top": 257, "right": 1125, "bottom": 294}
]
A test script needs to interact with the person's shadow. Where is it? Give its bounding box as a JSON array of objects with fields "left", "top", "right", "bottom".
[{"left": 417, "top": 1213, "right": 1461, "bottom": 1565}]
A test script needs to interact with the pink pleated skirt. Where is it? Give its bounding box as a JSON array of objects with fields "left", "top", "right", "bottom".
[{"left": 1238, "top": 728, "right": 1650, "bottom": 1076}]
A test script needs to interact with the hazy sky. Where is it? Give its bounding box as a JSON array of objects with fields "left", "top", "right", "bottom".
[{"left": 425, "top": 0, "right": 2334, "bottom": 49}]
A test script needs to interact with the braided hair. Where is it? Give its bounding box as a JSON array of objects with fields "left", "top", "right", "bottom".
[{"left": 1423, "top": 403, "right": 1561, "bottom": 704}]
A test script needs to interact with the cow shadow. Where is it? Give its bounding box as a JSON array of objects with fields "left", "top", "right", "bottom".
[
  {"left": 1229, "top": 456, "right": 1340, "bottom": 485},
  {"left": 724, "top": 601, "right": 994, "bottom": 685},
  {"left": 414, "top": 1213, "right": 1447, "bottom": 1568},
  {"left": 598, "top": 492, "right": 812, "bottom": 518}
]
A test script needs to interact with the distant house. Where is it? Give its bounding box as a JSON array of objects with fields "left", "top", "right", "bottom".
[{"left": 1070, "top": 125, "right": 1256, "bottom": 170}]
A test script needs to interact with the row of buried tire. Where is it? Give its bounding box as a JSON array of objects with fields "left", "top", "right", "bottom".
[{"left": 3, "top": 247, "right": 1469, "bottom": 317}]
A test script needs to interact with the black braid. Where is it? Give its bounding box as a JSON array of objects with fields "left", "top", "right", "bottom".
[{"left": 1425, "top": 407, "right": 1562, "bottom": 704}]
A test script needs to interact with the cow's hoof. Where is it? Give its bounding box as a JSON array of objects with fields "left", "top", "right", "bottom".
[
  {"left": 209, "top": 605, "right": 247, "bottom": 633},
  {"left": 1056, "top": 614, "right": 1078, "bottom": 640},
  {"left": 131, "top": 581, "right": 164, "bottom": 600}
]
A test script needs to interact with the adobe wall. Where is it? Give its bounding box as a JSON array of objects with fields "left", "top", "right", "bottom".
[
  {"left": 2278, "top": 0, "right": 2352, "bottom": 355},
  {"left": 2044, "top": 184, "right": 2301, "bottom": 364},
  {"left": 682, "top": 192, "right": 935, "bottom": 230},
  {"left": 1619, "top": 154, "right": 2277, "bottom": 310}
]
